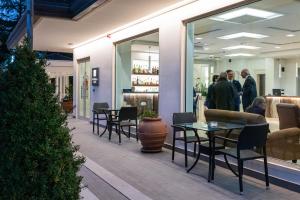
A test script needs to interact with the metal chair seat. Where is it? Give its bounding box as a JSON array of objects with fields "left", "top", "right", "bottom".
[{"left": 218, "top": 148, "right": 264, "bottom": 160}]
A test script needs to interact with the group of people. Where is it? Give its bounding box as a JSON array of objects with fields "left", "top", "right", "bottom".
[{"left": 204, "top": 68, "right": 266, "bottom": 116}]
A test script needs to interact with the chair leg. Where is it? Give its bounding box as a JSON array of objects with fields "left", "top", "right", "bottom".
[
  {"left": 118, "top": 125, "right": 121, "bottom": 144},
  {"left": 238, "top": 160, "right": 244, "bottom": 194},
  {"left": 97, "top": 114, "right": 99, "bottom": 135},
  {"left": 263, "top": 148, "right": 270, "bottom": 189},
  {"left": 93, "top": 113, "right": 95, "bottom": 133},
  {"left": 136, "top": 124, "right": 138, "bottom": 142},
  {"left": 128, "top": 126, "right": 131, "bottom": 138},
  {"left": 172, "top": 130, "right": 176, "bottom": 162},
  {"left": 184, "top": 141, "right": 188, "bottom": 168}
]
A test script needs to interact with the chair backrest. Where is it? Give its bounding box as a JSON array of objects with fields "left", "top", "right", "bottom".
[
  {"left": 237, "top": 123, "right": 269, "bottom": 150},
  {"left": 119, "top": 107, "right": 137, "bottom": 121},
  {"left": 276, "top": 103, "right": 299, "bottom": 129},
  {"left": 93, "top": 102, "right": 109, "bottom": 114},
  {"left": 173, "top": 112, "right": 197, "bottom": 125}
]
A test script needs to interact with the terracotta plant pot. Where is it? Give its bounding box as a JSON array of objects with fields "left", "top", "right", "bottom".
[
  {"left": 139, "top": 117, "right": 168, "bottom": 153},
  {"left": 62, "top": 100, "right": 73, "bottom": 113}
]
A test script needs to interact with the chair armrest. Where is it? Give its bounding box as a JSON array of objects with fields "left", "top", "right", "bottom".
[
  {"left": 268, "top": 128, "right": 300, "bottom": 141},
  {"left": 171, "top": 124, "right": 186, "bottom": 131},
  {"left": 213, "top": 135, "right": 238, "bottom": 144}
]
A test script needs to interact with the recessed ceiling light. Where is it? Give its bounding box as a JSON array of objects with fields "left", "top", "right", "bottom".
[
  {"left": 275, "top": 46, "right": 281, "bottom": 49},
  {"left": 222, "top": 45, "right": 261, "bottom": 50},
  {"left": 225, "top": 53, "right": 254, "bottom": 57},
  {"left": 204, "top": 47, "right": 209, "bottom": 50},
  {"left": 286, "top": 34, "right": 295, "bottom": 37},
  {"left": 195, "top": 37, "right": 203, "bottom": 40},
  {"left": 218, "top": 32, "right": 268, "bottom": 39},
  {"left": 210, "top": 7, "right": 283, "bottom": 22}
]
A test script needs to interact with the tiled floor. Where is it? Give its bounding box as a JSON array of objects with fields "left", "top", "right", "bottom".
[{"left": 70, "top": 118, "right": 300, "bottom": 200}]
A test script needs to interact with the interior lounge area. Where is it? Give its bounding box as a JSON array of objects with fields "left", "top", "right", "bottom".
[{"left": 186, "top": 0, "right": 300, "bottom": 167}]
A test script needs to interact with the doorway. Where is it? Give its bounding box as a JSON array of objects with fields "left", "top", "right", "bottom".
[
  {"left": 78, "top": 59, "right": 91, "bottom": 119},
  {"left": 257, "top": 74, "right": 266, "bottom": 96}
]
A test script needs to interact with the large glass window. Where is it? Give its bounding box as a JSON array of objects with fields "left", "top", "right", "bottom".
[
  {"left": 186, "top": 0, "right": 300, "bottom": 168},
  {"left": 115, "top": 32, "right": 159, "bottom": 117}
]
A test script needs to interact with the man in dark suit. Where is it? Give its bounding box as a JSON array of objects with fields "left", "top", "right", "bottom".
[
  {"left": 212, "top": 72, "right": 235, "bottom": 111},
  {"left": 241, "top": 68, "right": 257, "bottom": 111},
  {"left": 226, "top": 69, "right": 242, "bottom": 111}
]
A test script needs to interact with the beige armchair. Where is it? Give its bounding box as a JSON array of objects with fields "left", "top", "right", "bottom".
[
  {"left": 266, "top": 103, "right": 300, "bottom": 163},
  {"left": 276, "top": 103, "right": 300, "bottom": 129},
  {"left": 267, "top": 128, "right": 300, "bottom": 162}
]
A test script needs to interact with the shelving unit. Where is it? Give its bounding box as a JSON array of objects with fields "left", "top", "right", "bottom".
[{"left": 131, "top": 58, "right": 159, "bottom": 92}]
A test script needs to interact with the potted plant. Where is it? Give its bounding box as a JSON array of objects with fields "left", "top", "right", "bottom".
[
  {"left": 62, "top": 85, "right": 73, "bottom": 113},
  {"left": 138, "top": 109, "right": 168, "bottom": 153}
]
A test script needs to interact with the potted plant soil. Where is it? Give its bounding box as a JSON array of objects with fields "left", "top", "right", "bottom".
[
  {"left": 62, "top": 85, "right": 73, "bottom": 113},
  {"left": 138, "top": 110, "right": 168, "bottom": 153}
]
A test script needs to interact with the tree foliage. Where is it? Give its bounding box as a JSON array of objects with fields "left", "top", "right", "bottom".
[
  {"left": 0, "top": 40, "right": 84, "bottom": 199},
  {"left": 0, "top": 0, "right": 25, "bottom": 63}
]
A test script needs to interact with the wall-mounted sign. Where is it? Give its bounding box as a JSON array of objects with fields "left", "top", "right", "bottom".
[{"left": 92, "top": 68, "right": 99, "bottom": 86}]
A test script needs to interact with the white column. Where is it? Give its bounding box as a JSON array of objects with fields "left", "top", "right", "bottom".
[{"left": 159, "top": 18, "right": 183, "bottom": 143}]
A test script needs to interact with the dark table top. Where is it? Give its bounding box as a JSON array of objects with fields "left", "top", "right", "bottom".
[{"left": 173, "top": 121, "right": 244, "bottom": 132}]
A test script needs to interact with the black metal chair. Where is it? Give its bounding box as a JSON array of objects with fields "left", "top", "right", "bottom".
[
  {"left": 212, "top": 123, "right": 270, "bottom": 194},
  {"left": 92, "top": 102, "right": 109, "bottom": 136},
  {"left": 110, "top": 107, "right": 138, "bottom": 144},
  {"left": 172, "top": 112, "right": 202, "bottom": 168}
]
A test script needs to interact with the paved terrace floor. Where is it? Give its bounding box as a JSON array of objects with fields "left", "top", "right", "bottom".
[{"left": 70, "top": 118, "right": 300, "bottom": 200}]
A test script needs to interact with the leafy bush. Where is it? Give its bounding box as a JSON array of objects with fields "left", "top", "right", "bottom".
[
  {"left": 0, "top": 41, "right": 84, "bottom": 199},
  {"left": 140, "top": 109, "right": 158, "bottom": 119}
]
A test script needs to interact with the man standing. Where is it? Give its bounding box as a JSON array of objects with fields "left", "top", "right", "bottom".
[
  {"left": 241, "top": 68, "right": 257, "bottom": 111},
  {"left": 212, "top": 72, "right": 235, "bottom": 111},
  {"left": 226, "top": 69, "right": 242, "bottom": 111}
]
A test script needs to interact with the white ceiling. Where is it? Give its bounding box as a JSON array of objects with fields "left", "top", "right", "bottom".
[
  {"left": 193, "top": 0, "right": 300, "bottom": 60},
  {"left": 33, "top": 0, "right": 184, "bottom": 52}
]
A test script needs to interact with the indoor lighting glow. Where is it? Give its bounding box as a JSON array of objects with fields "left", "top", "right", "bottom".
[
  {"left": 275, "top": 46, "right": 281, "bottom": 49},
  {"left": 225, "top": 53, "right": 254, "bottom": 57},
  {"left": 195, "top": 37, "right": 203, "bottom": 40},
  {"left": 286, "top": 34, "right": 295, "bottom": 37},
  {"left": 218, "top": 32, "right": 268, "bottom": 40},
  {"left": 204, "top": 47, "right": 209, "bottom": 50},
  {"left": 222, "top": 45, "right": 260, "bottom": 50},
  {"left": 210, "top": 7, "right": 283, "bottom": 22}
]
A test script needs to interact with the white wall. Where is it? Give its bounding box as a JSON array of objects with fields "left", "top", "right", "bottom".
[
  {"left": 215, "top": 57, "right": 275, "bottom": 95},
  {"left": 73, "top": 39, "right": 113, "bottom": 119},
  {"left": 73, "top": 0, "right": 245, "bottom": 139},
  {"left": 274, "top": 58, "right": 299, "bottom": 96}
]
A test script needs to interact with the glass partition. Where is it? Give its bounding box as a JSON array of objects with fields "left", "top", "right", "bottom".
[{"left": 186, "top": 0, "right": 300, "bottom": 168}]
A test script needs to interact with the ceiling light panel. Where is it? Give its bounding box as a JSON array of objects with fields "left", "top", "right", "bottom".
[
  {"left": 218, "top": 32, "right": 268, "bottom": 39},
  {"left": 222, "top": 45, "right": 261, "bottom": 50},
  {"left": 225, "top": 53, "right": 254, "bottom": 57},
  {"left": 210, "top": 8, "right": 283, "bottom": 23}
]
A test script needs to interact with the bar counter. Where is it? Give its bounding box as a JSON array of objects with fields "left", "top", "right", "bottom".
[{"left": 265, "top": 96, "right": 300, "bottom": 118}]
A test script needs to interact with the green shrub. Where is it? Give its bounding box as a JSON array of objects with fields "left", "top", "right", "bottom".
[
  {"left": 0, "top": 41, "right": 84, "bottom": 199},
  {"left": 140, "top": 109, "right": 158, "bottom": 119}
]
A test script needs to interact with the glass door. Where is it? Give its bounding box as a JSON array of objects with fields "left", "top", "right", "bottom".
[{"left": 78, "top": 60, "right": 91, "bottom": 119}]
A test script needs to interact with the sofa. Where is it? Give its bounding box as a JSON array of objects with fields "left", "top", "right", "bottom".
[
  {"left": 204, "top": 109, "right": 266, "bottom": 145},
  {"left": 204, "top": 109, "right": 300, "bottom": 162}
]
